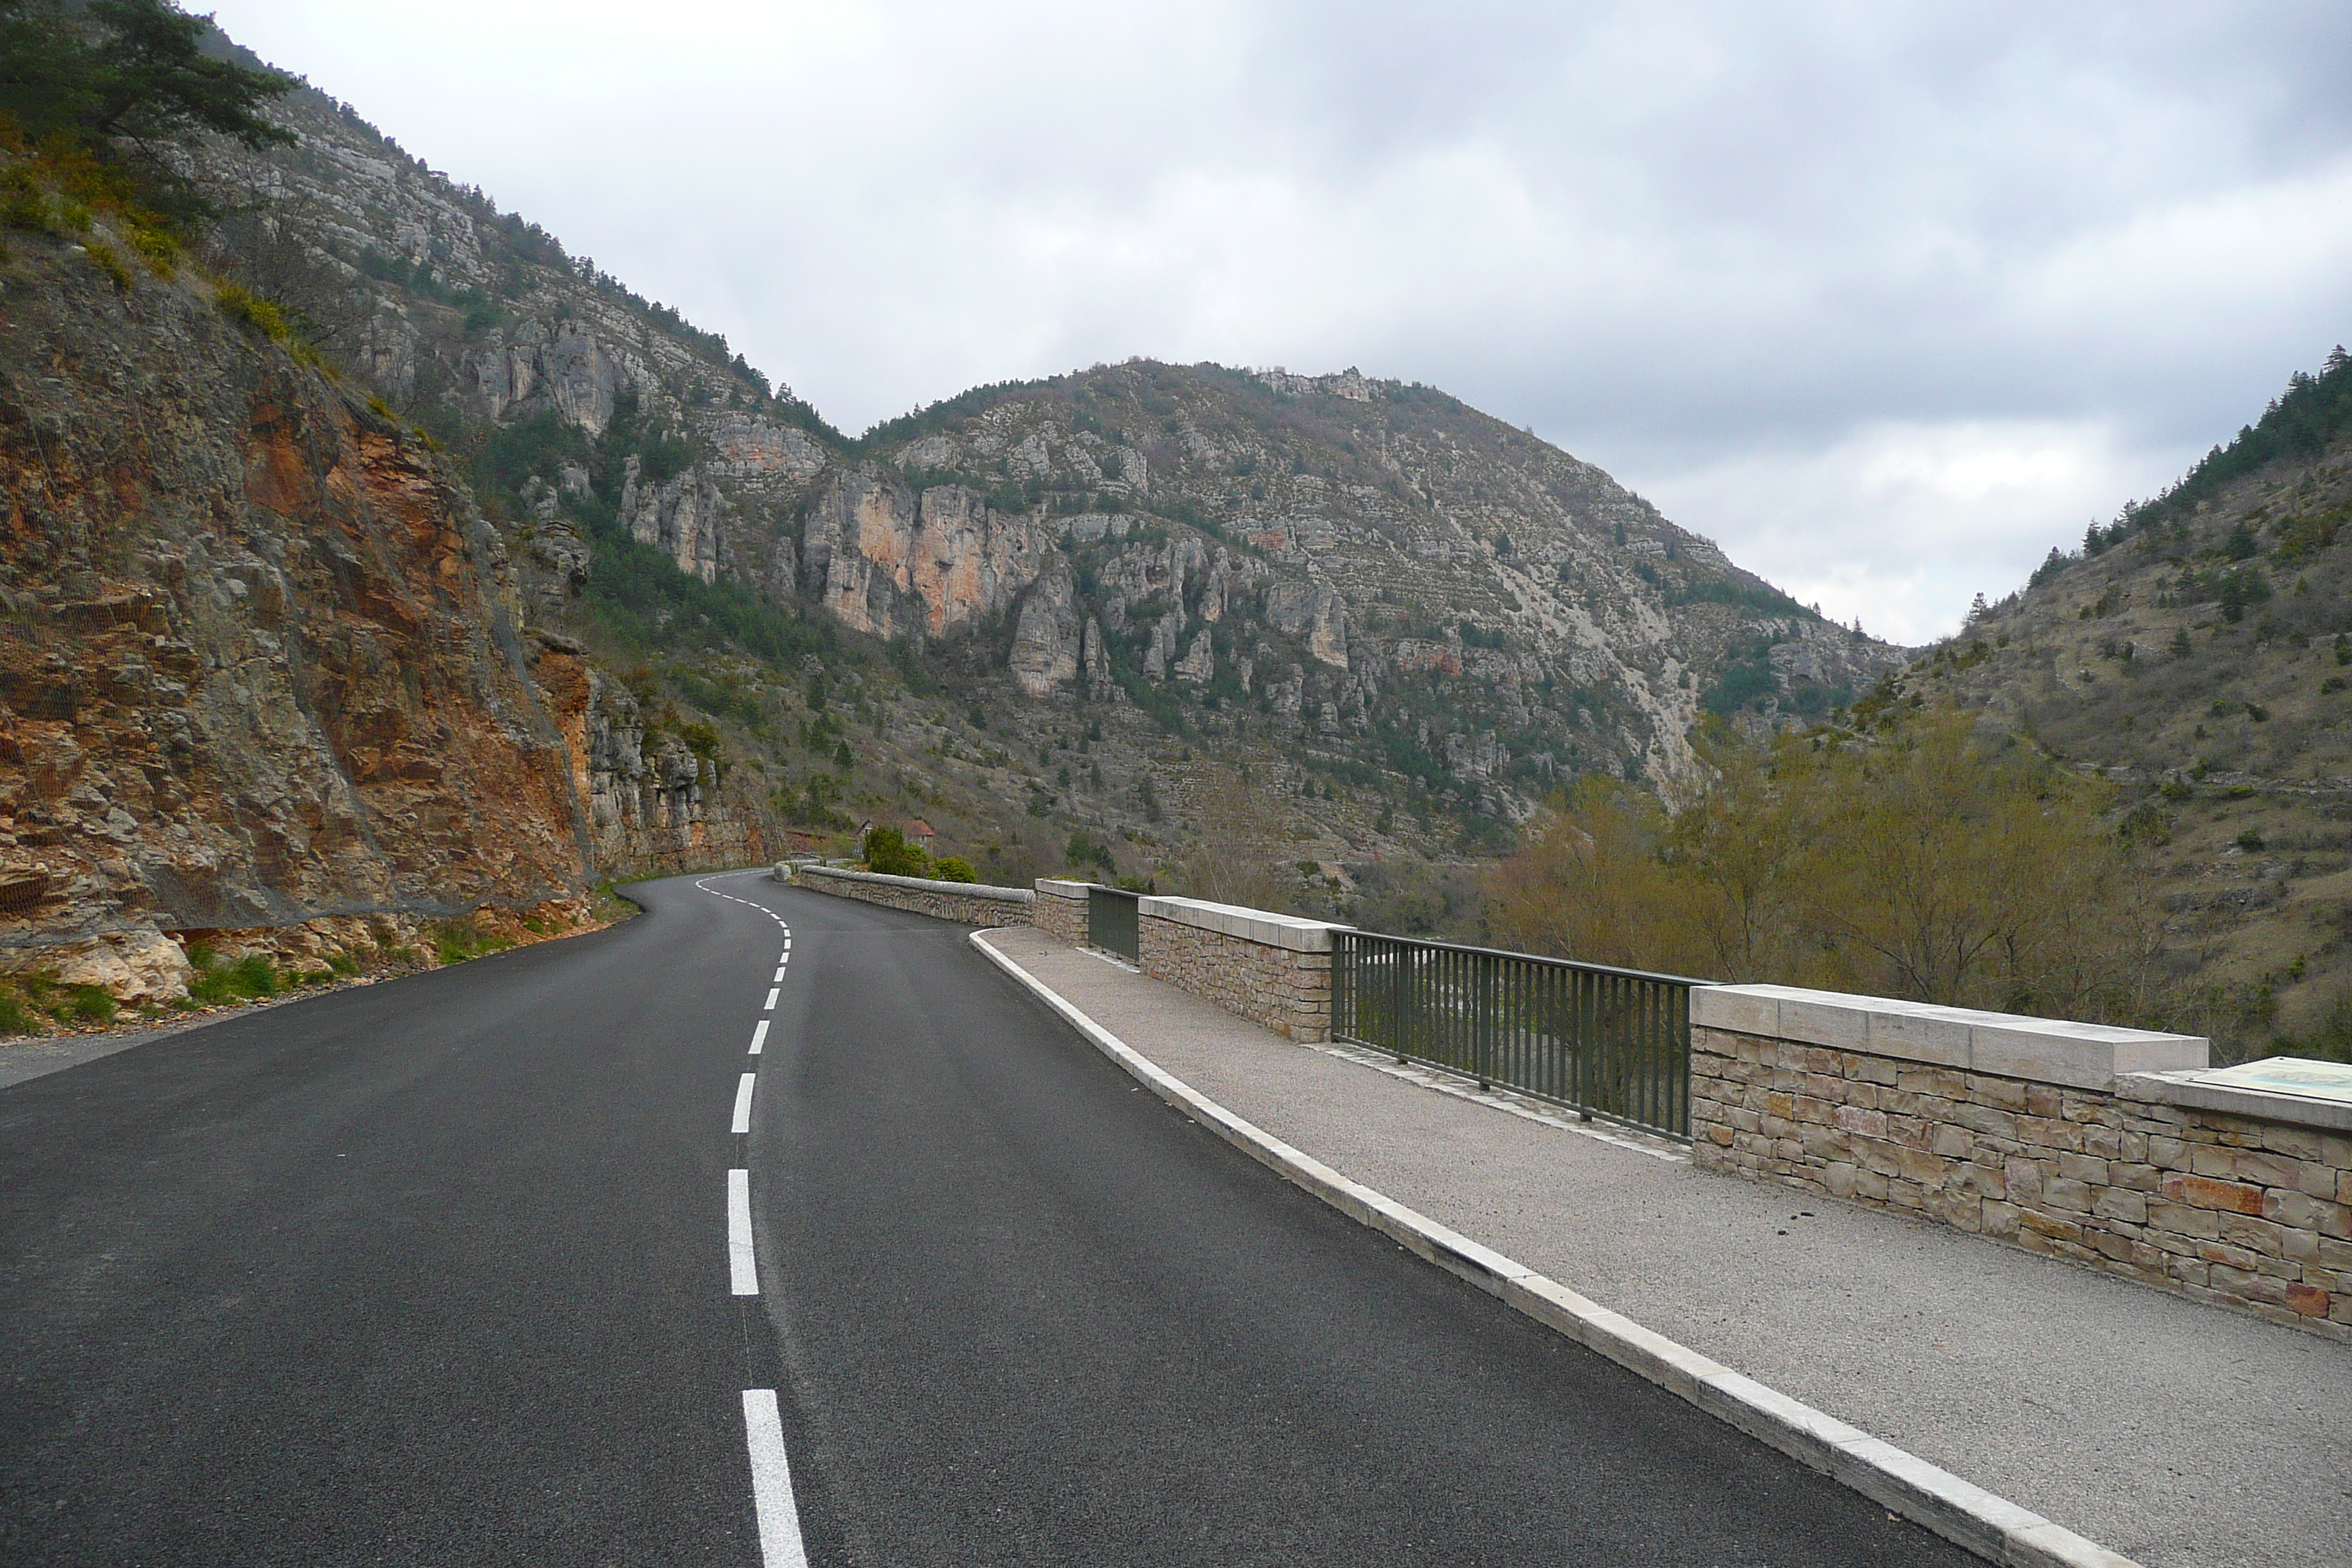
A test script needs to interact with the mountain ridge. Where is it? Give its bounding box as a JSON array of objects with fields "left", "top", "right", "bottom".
[{"left": 169, "top": 53, "right": 1906, "bottom": 815}]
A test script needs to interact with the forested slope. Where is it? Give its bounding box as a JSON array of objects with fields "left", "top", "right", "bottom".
[{"left": 1900, "top": 350, "right": 2352, "bottom": 1054}]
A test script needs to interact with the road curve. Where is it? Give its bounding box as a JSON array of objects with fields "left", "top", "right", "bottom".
[{"left": 1, "top": 872, "right": 1975, "bottom": 1566}]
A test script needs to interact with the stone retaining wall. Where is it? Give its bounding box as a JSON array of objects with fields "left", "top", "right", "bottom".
[
  {"left": 1692, "top": 984, "right": 2352, "bottom": 1341},
  {"left": 782, "top": 864, "right": 1033, "bottom": 927},
  {"left": 1137, "top": 896, "right": 1346, "bottom": 1042},
  {"left": 1033, "top": 879, "right": 1091, "bottom": 946}
]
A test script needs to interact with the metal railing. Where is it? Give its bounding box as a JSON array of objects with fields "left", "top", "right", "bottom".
[
  {"left": 1087, "top": 886, "right": 1140, "bottom": 961},
  {"left": 1332, "top": 931, "right": 1697, "bottom": 1140}
]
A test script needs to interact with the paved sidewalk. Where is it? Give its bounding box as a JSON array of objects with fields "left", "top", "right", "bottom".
[{"left": 985, "top": 927, "right": 2352, "bottom": 1568}]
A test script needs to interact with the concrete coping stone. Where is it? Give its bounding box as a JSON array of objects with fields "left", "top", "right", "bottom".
[
  {"left": 1033, "top": 878, "right": 1093, "bottom": 901},
  {"left": 1137, "top": 895, "right": 1353, "bottom": 954},
  {"left": 2119, "top": 1056, "right": 2352, "bottom": 1134},
  {"left": 1692, "top": 982, "right": 2206, "bottom": 1090},
  {"left": 791, "top": 863, "right": 1035, "bottom": 904}
]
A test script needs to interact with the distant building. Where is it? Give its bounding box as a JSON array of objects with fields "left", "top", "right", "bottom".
[{"left": 855, "top": 818, "right": 936, "bottom": 853}]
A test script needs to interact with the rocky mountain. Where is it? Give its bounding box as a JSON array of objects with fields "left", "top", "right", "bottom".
[
  {"left": 813, "top": 362, "right": 1901, "bottom": 803},
  {"left": 0, "top": 9, "right": 1907, "bottom": 998},
  {"left": 175, "top": 72, "right": 1898, "bottom": 805},
  {"left": 1884, "top": 350, "right": 2352, "bottom": 1057}
]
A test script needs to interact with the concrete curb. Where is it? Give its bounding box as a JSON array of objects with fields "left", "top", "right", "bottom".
[{"left": 971, "top": 929, "right": 2144, "bottom": 1568}]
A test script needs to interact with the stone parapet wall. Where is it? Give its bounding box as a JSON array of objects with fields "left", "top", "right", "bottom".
[
  {"left": 1033, "top": 879, "right": 1091, "bottom": 946},
  {"left": 784, "top": 864, "right": 1033, "bottom": 927},
  {"left": 1691, "top": 984, "right": 2352, "bottom": 1341},
  {"left": 1136, "top": 896, "right": 1346, "bottom": 1042}
]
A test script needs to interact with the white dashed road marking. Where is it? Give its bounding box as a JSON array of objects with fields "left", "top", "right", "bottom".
[
  {"left": 695, "top": 873, "right": 807, "bottom": 1564},
  {"left": 741, "top": 1389, "right": 810, "bottom": 1568},
  {"left": 728, "top": 1169, "right": 758, "bottom": 1296}
]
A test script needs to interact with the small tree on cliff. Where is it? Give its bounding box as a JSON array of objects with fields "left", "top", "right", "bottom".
[{"left": 0, "top": 0, "right": 297, "bottom": 219}]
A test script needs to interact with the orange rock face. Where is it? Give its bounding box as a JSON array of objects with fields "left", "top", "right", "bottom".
[{"left": 0, "top": 236, "right": 755, "bottom": 990}]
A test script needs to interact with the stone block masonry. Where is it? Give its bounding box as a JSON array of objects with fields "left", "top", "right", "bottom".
[
  {"left": 1136, "top": 897, "right": 1346, "bottom": 1043},
  {"left": 1032, "top": 879, "right": 1091, "bottom": 946},
  {"left": 788, "top": 870, "right": 1344, "bottom": 1042},
  {"left": 782, "top": 864, "right": 1033, "bottom": 927},
  {"left": 1691, "top": 984, "right": 2352, "bottom": 1341}
]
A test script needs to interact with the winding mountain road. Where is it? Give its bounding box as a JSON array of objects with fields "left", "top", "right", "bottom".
[{"left": 0, "top": 872, "right": 1974, "bottom": 1566}]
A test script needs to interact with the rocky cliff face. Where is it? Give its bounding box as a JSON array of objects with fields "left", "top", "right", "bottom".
[
  {"left": 818, "top": 366, "right": 1901, "bottom": 813},
  {"left": 0, "top": 203, "right": 765, "bottom": 996},
  {"left": 532, "top": 643, "right": 767, "bottom": 875}
]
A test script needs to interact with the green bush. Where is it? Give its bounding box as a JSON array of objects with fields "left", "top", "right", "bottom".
[
  {"left": 932, "top": 856, "right": 979, "bottom": 883},
  {"left": 1, "top": 167, "right": 50, "bottom": 231},
  {"left": 216, "top": 279, "right": 292, "bottom": 344},
  {"left": 1065, "top": 832, "right": 1115, "bottom": 875},
  {"left": 64, "top": 984, "right": 116, "bottom": 1025},
  {"left": 433, "top": 916, "right": 516, "bottom": 967},
  {"left": 0, "top": 992, "right": 36, "bottom": 1035},
  {"left": 863, "top": 825, "right": 930, "bottom": 878},
  {"left": 186, "top": 949, "right": 279, "bottom": 1006},
  {"left": 124, "top": 219, "right": 178, "bottom": 274}
]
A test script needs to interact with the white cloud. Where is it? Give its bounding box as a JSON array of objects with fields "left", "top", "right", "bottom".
[{"left": 1640, "top": 420, "right": 2187, "bottom": 645}]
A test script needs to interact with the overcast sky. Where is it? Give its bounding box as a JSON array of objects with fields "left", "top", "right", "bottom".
[{"left": 211, "top": 1, "right": 2352, "bottom": 644}]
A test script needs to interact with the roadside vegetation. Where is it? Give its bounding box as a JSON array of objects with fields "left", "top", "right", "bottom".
[
  {"left": 860, "top": 825, "right": 977, "bottom": 883},
  {"left": 0, "top": 974, "right": 118, "bottom": 1033},
  {"left": 0, "top": 896, "right": 651, "bottom": 1043},
  {"left": 1481, "top": 707, "right": 2340, "bottom": 1064}
]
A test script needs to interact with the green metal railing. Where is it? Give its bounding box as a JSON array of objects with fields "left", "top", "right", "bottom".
[
  {"left": 1332, "top": 931, "right": 1696, "bottom": 1140},
  {"left": 1087, "top": 886, "right": 1140, "bottom": 961}
]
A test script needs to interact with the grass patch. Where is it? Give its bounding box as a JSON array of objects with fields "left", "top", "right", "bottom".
[
  {"left": 431, "top": 915, "right": 517, "bottom": 967},
  {"left": 0, "top": 973, "right": 121, "bottom": 1029},
  {"left": 591, "top": 881, "right": 645, "bottom": 923},
  {"left": 62, "top": 984, "right": 116, "bottom": 1025},
  {"left": 214, "top": 277, "right": 333, "bottom": 373},
  {"left": 185, "top": 946, "right": 279, "bottom": 1006},
  {"left": 0, "top": 992, "right": 37, "bottom": 1035},
  {"left": 82, "top": 236, "right": 132, "bottom": 290}
]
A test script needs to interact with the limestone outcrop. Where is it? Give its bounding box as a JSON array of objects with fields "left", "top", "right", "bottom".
[
  {"left": 1008, "top": 569, "right": 1082, "bottom": 698},
  {"left": 801, "top": 468, "right": 1054, "bottom": 641},
  {"left": 619, "top": 459, "right": 729, "bottom": 584}
]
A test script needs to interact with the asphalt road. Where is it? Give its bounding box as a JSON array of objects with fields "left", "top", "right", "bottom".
[{"left": 1, "top": 872, "right": 1978, "bottom": 1566}]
